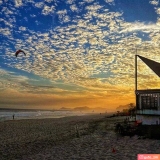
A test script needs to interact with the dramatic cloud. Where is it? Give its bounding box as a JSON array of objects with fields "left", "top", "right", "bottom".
[{"left": 0, "top": 0, "right": 160, "bottom": 110}]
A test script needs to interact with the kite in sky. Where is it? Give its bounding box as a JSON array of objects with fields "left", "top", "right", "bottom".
[{"left": 15, "top": 50, "right": 26, "bottom": 57}]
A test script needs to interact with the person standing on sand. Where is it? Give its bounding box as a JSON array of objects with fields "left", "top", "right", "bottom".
[{"left": 12, "top": 114, "right": 15, "bottom": 120}]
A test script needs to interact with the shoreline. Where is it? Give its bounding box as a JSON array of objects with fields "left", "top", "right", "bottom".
[
  {"left": 1, "top": 113, "right": 109, "bottom": 125},
  {"left": 0, "top": 109, "right": 110, "bottom": 122}
]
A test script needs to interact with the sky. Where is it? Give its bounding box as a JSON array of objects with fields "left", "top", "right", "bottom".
[{"left": 0, "top": 0, "right": 160, "bottom": 111}]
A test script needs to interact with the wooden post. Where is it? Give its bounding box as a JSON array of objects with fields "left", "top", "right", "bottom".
[
  {"left": 135, "top": 52, "right": 138, "bottom": 118},
  {"left": 135, "top": 52, "right": 138, "bottom": 91},
  {"left": 75, "top": 125, "right": 80, "bottom": 138}
]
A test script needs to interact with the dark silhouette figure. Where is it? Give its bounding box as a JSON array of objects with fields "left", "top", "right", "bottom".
[{"left": 13, "top": 114, "right": 15, "bottom": 120}]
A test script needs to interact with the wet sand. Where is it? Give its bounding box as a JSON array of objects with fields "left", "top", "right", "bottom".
[{"left": 0, "top": 114, "right": 160, "bottom": 160}]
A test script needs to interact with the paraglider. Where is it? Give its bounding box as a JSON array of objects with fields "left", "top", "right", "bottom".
[{"left": 15, "top": 49, "right": 26, "bottom": 57}]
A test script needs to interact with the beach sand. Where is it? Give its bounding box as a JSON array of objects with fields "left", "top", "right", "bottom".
[{"left": 0, "top": 114, "right": 160, "bottom": 160}]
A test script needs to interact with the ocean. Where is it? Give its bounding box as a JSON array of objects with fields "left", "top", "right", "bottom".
[{"left": 0, "top": 110, "right": 89, "bottom": 121}]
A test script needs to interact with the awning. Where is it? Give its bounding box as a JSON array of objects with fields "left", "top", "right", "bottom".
[{"left": 138, "top": 55, "right": 160, "bottom": 77}]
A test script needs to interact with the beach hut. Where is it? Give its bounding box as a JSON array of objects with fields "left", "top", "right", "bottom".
[
  {"left": 135, "top": 89, "right": 160, "bottom": 125},
  {"left": 135, "top": 55, "right": 160, "bottom": 125}
]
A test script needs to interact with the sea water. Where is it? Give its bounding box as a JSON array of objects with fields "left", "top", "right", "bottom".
[{"left": 0, "top": 110, "right": 88, "bottom": 121}]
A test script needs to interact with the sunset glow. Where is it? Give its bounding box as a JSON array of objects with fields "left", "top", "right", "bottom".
[{"left": 0, "top": 0, "right": 160, "bottom": 111}]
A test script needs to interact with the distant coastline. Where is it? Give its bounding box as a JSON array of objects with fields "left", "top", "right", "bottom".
[{"left": 0, "top": 106, "right": 110, "bottom": 113}]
